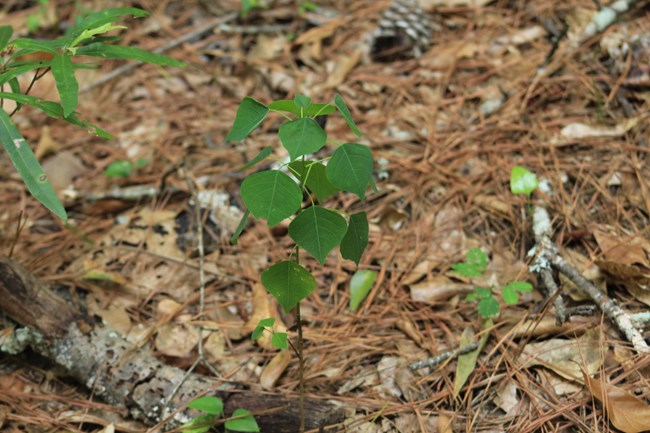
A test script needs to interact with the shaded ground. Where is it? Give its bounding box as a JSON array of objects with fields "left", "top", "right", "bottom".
[{"left": 1, "top": 0, "right": 650, "bottom": 432}]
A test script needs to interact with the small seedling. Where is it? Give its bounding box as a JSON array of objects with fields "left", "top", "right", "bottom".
[
  {"left": 454, "top": 248, "right": 533, "bottom": 319},
  {"left": 104, "top": 158, "right": 148, "bottom": 178},
  {"left": 183, "top": 395, "right": 259, "bottom": 433},
  {"left": 227, "top": 92, "right": 374, "bottom": 432},
  {"left": 0, "top": 7, "right": 185, "bottom": 220},
  {"left": 510, "top": 165, "right": 538, "bottom": 197},
  {"left": 252, "top": 317, "right": 287, "bottom": 350}
]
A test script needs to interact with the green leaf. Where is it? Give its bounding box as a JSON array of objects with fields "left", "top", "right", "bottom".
[
  {"left": 340, "top": 212, "right": 369, "bottom": 265},
  {"left": 0, "top": 61, "right": 50, "bottom": 86},
  {"left": 294, "top": 94, "right": 312, "bottom": 109},
  {"left": 0, "top": 109, "right": 67, "bottom": 220},
  {"left": 453, "top": 322, "right": 491, "bottom": 397},
  {"left": 226, "top": 97, "right": 270, "bottom": 142},
  {"left": 69, "top": 8, "right": 148, "bottom": 37},
  {"left": 501, "top": 281, "right": 532, "bottom": 305},
  {"left": 181, "top": 413, "right": 213, "bottom": 433},
  {"left": 240, "top": 170, "right": 302, "bottom": 227},
  {"left": 11, "top": 38, "right": 59, "bottom": 54},
  {"left": 268, "top": 99, "right": 335, "bottom": 117},
  {"left": 225, "top": 409, "right": 260, "bottom": 432},
  {"left": 0, "top": 26, "right": 13, "bottom": 51},
  {"left": 505, "top": 280, "right": 533, "bottom": 292},
  {"left": 326, "top": 143, "right": 373, "bottom": 200},
  {"left": 74, "top": 43, "right": 186, "bottom": 67},
  {"left": 104, "top": 160, "right": 132, "bottom": 178},
  {"left": 7, "top": 78, "right": 22, "bottom": 109},
  {"left": 68, "top": 23, "right": 127, "bottom": 52},
  {"left": 188, "top": 396, "right": 224, "bottom": 416},
  {"left": 241, "top": 146, "right": 272, "bottom": 170},
  {"left": 467, "top": 287, "right": 492, "bottom": 300},
  {"left": 278, "top": 118, "right": 326, "bottom": 160},
  {"left": 252, "top": 317, "right": 275, "bottom": 341},
  {"left": 230, "top": 209, "right": 250, "bottom": 245},
  {"left": 51, "top": 53, "right": 78, "bottom": 117},
  {"left": 501, "top": 285, "right": 518, "bottom": 305},
  {"left": 261, "top": 261, "right": 316, "bottom": 313},
  {"left": 334, "top": 93, "right": 362, "bottom": 137},
  {"left": 289, "top": 161, "right": 340, "bottom": 202},
  {"left": 241, "top": 0, "right": 262, "bottom": 17},
  {"left": 477, "top": 296, "right": 500, "bottom": 319},
  {"left": 452, "top": 248, "right": 487, "bottom": 278},
  {"left": 271, "top": 332, "right": 287, "bottom": 349},
  {"left": 510, "top": 166, "right": 538, "bottom": 196},
  {"left": 288, "top": 206, "right": 347, "bottom": 264},
  {"left": 349, "top": 270, "right": 377, "bottom": 312}
]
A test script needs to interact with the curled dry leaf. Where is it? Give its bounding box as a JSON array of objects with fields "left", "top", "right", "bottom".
[
  {"left": 409, "top": 276, "right": 471, "bottom": 303},
  {"left": 584, "top": 372, "right": 650, "bottom": 433},
  {"left": 260, "top": 349, "right": 291, "bottom": 389},
  {"left": 520, "top": 328, "right": 602, "bottom": 382}
]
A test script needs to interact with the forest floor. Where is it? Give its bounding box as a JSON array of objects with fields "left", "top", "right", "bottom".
[{"left": 1, "top": 0, "right": 650, "bottom": 432}]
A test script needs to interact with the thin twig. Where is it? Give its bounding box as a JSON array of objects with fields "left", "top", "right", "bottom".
[
  {"left": 163, "top": 167, "right": 221, "bottom": 411},
  {"left": 529, "top": 180, "right": 649, "bottom": 353},
  {"left": 551, "top": 255, "right": 648, "bottom": 352},
  {"left": 408, "top": 341, "right": 480, "bottom": 371}
]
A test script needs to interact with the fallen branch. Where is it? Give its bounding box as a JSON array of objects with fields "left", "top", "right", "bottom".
[
  {"left": 0, "top": 256, "right": 344, "bottom": 432},
  {"left": 529, "top": 181, "right": 649, "bottom": 353}
]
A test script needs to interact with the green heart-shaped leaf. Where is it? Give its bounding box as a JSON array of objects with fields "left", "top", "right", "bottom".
[
  {"left": 279, "top": 118, "right": 327, "bottom": 160},
  {"left": 340, "top": 212, "right": 369, "bottom": 265},
  {"left": 226, "top": 97, "right": 269, "bottom": 142},
  {"left": 261, "top": 261, "right": 316, "bottom": 313},
  {"left": 326, "top": 143, "right": 373, "bottom": 200},
  {"left": 289, "top": 206, "right": 347, "bottom": 264},
  {"left": 240, "top": 170, "right": 301, "bottom": 226}
]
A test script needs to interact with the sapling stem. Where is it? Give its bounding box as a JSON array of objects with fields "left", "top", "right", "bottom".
[{"left": 295, "top": 246, "right": 306, "bottom": 433}]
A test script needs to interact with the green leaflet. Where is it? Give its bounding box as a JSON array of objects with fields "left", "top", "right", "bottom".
[{"left": 0, "top": 110, "right": 67, "bottom": 220}]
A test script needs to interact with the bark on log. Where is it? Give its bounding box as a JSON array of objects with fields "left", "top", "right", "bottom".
[{"left": 0, "top": 256, "right": 345, "bottom": 432}]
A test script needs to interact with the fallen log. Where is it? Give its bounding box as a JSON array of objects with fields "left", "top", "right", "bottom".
[{"left": 0, "top": 256, "right": 344, "bottom": 432}]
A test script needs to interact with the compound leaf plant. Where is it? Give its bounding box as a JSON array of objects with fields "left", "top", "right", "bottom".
[
  {"left": 0, "top": 7, "right": 185, "bottom": 220},
  {"left": 227, "top": 93, "right": 373, "bottom": 431}
]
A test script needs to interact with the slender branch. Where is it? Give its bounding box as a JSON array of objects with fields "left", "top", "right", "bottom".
[
  {"left": 408, "top": 341, "right": 480, "bottom": 371},
  {"left": 294, "top": 247, "right": 305, "bottom": 433},
  {"left": 551, "top": 255, "right": 648, "bottom": 352},
  {"left": 529, "top": 180, "right": 648, "bottom": 353}
]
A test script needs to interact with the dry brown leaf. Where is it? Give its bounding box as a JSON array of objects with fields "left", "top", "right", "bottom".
[
  {"left": 42, "top": 151, "right": 85, "bottom": 192},
  {"left": 560, "top": 119, "right": 638, "bottom": 139},
  {"left": 155, "top": 322, "right": 198, "bottom": 358},
  {"left": 260, "top": 349, "right": 291, "bottom": 389},
  {"left": 494, "top": 380, "right": 520, "bottom": 416},
  {"left": 203, "top": 331, "right": 228, "bottom": 363},
  {"left": 520, "top": 328, "right": 602, "bottom": 381},
  {"left": 409, "top": 276, "right": 471, "bottom": 303},
  {"left": 594, "top": 225, "right": 650, "bottom": 267},
  {"left": 99, "top": 306, "right": 132, "bottom": 335},
  {"left": 247, "top": 34, "right": 287, "bottom": 62},
  {"left": 584, "top": 372, "right": 650, "bottom": 433},
  {"left": 324, "top": 50, "right": 362, "bottom": 89},
  {"left": 438, "top": 413, "right": 454, "bottom": 433}
]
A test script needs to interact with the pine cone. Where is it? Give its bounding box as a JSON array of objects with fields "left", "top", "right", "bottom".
[{"left": 370, "top": 0, "right": 432, "bottom": 62}]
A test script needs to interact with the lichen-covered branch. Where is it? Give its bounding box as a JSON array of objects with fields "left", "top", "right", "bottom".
[{"left": 0, "top": 256, "right": 344, "bottom": 432}]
